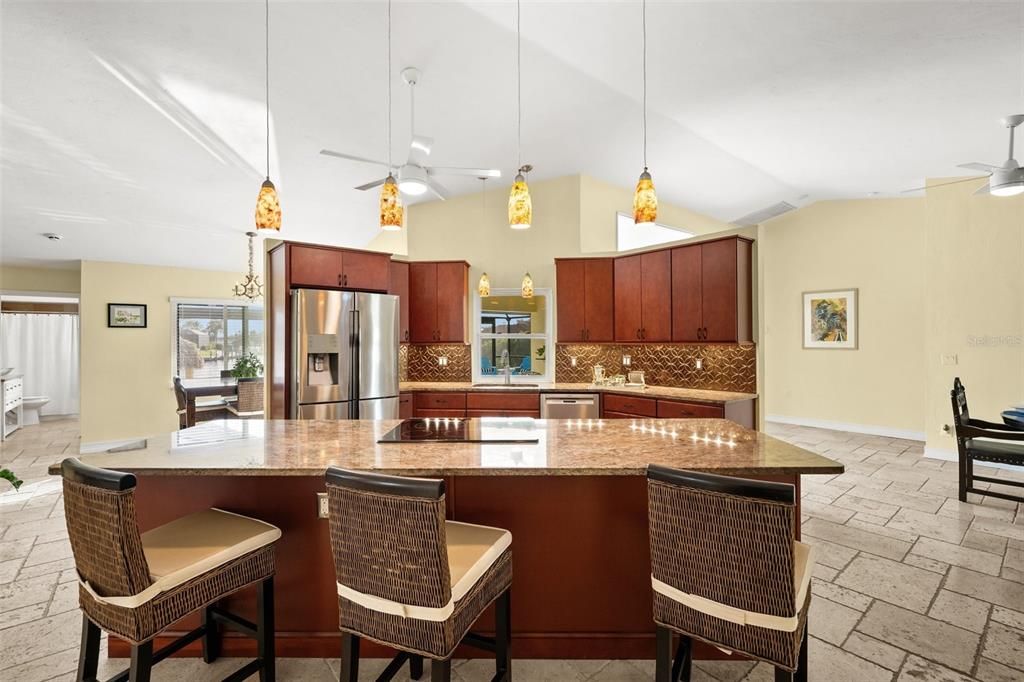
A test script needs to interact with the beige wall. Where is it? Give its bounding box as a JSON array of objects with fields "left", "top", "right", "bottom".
[
  {"left": 79, "top": 261, "right": 242, "bottom": 444},
  {"left": 759, "top": 184, "right": 1023, "bottom": 451},
  {"left": 0, "top": 264, "right": 81, "bottom": 293}
]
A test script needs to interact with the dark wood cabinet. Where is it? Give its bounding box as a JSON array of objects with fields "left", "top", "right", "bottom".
[
  {"left": 602, "top": 393, "right": 658, "bottom": 418},
  {"left": 288, "top": 244, "right": 389, "bottom": 292},
  {"left": 409, "top": 261, "right": 468, "bottom": 344},
  {"left": 656, "top": 399, "right": 724, "bottom": 419},
  {"left": 389, "top": 261, "right": 410, "bottom": 343},
  {"left": 413, "top": 391, "right": 467, "bottom": 418},
  {"left": 555, "top": 258, "right": 614, "bottom": 342},
  {"left": 614, "top": 251, "right": 671, "bottom": 342},
  {"left": 466, "top": 392, "right": 541, "bottom": 418},
  {"left": 398, "top": 393, "right": 413, "bottom": 419},
  {"left": 672, "top": 236, "right": 752, "bottom": 343}
]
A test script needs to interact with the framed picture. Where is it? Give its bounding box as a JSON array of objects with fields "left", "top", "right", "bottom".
[
  {"left": 802, "top": 289, "right": 857, "bottom": 349},
  {"left": 108, "top": 303, "right": 147, "bottom": 328}
]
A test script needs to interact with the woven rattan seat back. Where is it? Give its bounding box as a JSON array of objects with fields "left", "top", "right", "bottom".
[
  {"left": 61, "top": 458, "right": 152, "bottom": 600},
  {"left": 647, "top": 465, "right": 797, "bottom": 620},
  {"left": 325, "top": 468, "right": 452, "bottom": 609}
]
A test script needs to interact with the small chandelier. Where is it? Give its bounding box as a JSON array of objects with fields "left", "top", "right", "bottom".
[
  {"left": 380, "top": 174, "right": 404, "bottom": 230},
  {"left": 478, "top": 272, "right": 491, "bottom": 297},
  {"left": 233, "top": 232, "right": 264, "bottom": 301},
  {"left": 521, "top": 272, "right": 534, "bottom": 299},
  {"left": 255, "top": 0, "right": 281, "bottom": 234},
  {"left": 632, "top": 0, "right": 657, "bottom": 228},
  {"left": 509, "top": 165, "right": 532, "bottom": 229}
]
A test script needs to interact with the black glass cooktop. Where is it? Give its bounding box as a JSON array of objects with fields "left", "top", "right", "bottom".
[{"left": 378, "top": 418, "right": 540, "bottom": 444}]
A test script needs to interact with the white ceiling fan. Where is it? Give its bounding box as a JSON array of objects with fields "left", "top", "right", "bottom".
[
  {"left": 320, "top": 67, "right": 501, "bottom": 200},
  {"left": 903, "top": 114, "right": 1024, "bottom": 196}
]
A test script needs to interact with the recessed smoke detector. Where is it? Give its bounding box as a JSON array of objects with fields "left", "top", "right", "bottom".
[{"left": 42, "top": 233, "right": 64, "bottom": 241}]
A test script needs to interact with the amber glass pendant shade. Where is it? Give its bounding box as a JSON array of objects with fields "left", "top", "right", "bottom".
[
  {"left": 633, "top": 169, "right": 657, "bottom": 227},
  {"left": 478, "top": 272, "right": 491, "bottom": 297},
  {"left": 521, "top": 272, "right": 534, "bottom": 299},
  {"left": 255, "top": 178, "right": 282, "bottom": 233},
  {"left": 508, "top": 173, "right": 532, "bottom": 229},
  {"left": 380, "top": 175, "right": 404, "bottom": 231}
]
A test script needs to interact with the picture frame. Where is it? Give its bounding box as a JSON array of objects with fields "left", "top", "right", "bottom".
[
  {"left": 802, "top": 289, "right": 857, "bottom": 349},
  {"left": 108, "top": 303, "right": 147, "bottom": 328}
]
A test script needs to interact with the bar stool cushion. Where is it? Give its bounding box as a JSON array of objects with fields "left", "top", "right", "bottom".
[
  {"left": 82, "top": 508, "right": 280, "bottom": 609},
  {"left": 446, "top": 521, "right": 512, "bottom": 603}
]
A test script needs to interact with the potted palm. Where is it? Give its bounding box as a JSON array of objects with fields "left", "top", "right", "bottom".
[{"left": 231, "top": 353, "right": 265, "bottom": 414}]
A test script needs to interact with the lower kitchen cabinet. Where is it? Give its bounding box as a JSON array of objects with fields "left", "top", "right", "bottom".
[
  {"left": 602, "top": 394, "right": 658, "bottom": 418},
  {"left": 399, "top": 393, "right": 413, "bottom": 419},
  {"left": 413, "top": 392, "right": 467, "bottom": 417},
  {"left": 656, "top": 400, "right": 724, "bottom": 419}
]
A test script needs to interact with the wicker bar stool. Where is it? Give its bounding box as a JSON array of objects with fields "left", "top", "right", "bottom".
[
  {"left": 646, "top": 465, "right": 812, "bottom": 682},
  {"left": 325, "top": 468, "right": 513, "bottom": 682},
  {"left": 61, "top": 458, "right": 280, "bottom": 682}
]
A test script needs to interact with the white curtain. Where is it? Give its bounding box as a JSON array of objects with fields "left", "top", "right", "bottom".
[{"left": 0, "top": 313, "right": 80, "bottom": 416}]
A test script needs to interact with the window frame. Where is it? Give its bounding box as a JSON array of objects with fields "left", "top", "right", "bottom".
[
  {"left": 169, "top": 297, "right": 264, "bottom": 381},
  {"left": 615, "top": 211, "right": 695, "bottom": 251},
  {"left": 472, "top": 287, "right": 553, "bottom": 385}
]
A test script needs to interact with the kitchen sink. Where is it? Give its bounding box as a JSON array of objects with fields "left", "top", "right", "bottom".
[{"left": 471, "top": 383, "right": 540, "bottom": 388}]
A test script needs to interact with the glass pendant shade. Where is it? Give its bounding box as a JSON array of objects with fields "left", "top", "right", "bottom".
[
  {"left": 255, "top": 178, "right": 281, "bottom": 233},
  {"left": 478, "top": 272, "right": 491, "bottom": 297},
  {"left": 508, "top": 173, "right": 532, "bottom": 229},
  {"left": 380, "top": 175, "right": 404, "bottom": 231},
  {"left": 521, "top": 272, "right": 534, "bottom": 299},
  {"left": 633, "top": 169, "right": 657, "bottom": 227}
]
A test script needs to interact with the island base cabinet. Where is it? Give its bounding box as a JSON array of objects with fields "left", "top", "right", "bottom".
[{"left": 112, "top": 473, "right": 799, "bottom": 661}]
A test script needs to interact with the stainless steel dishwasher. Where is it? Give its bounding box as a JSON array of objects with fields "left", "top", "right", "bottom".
[{"left": 540, "top": 394, "right": 600, "bottom": 419}]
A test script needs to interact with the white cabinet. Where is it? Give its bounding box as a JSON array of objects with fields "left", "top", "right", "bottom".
[{"left": 2, "top": 376, "right": 24, "bottom": 440}]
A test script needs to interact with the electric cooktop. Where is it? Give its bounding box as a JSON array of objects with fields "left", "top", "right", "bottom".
[{"left": 378, "top": 418, "right": 540, "bottom": 444}]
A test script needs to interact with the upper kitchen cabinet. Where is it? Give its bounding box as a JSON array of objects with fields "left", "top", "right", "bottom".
[
  {"left": 409, "top": 261, "right": 469, "bottom": 343},
  {"left": 672, "top": 236, "right": 753, "bottom": 343},
  {"left": 614, "top": 250, "right": 671, "bottom": 342},
  {"left": 555, "top": 258, "right": 614, "bottom": 342},
  {"left": 288, "top": 243, "right": 390, "bottom": 292},
  {"left": 389, "top": 260, "right": 410, "bottom": 343}
]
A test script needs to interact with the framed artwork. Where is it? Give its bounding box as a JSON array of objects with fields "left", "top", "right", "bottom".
[
  {"left": 108, "top": 303, "right": 147, "bottom": 328},
  {"left": 802, "top": 289, "right": 857, "bottom": 349}
]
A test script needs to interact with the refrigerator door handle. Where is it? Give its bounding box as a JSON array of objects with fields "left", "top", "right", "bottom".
[{"left": 350, "top": 308, "right": 360, "bottom": 419}]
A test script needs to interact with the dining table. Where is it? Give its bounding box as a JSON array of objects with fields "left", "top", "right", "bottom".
[{"left": 179, "top": 377, "right": 237, "bottom": 425}]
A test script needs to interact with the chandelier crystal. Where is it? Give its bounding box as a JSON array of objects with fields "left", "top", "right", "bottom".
[{"left": 233, "top": 232, "right": 264, "bottom": 301}]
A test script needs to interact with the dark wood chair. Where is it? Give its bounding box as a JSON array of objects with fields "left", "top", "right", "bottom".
[
  {"left": 172, "top": 377, "right": 190, "bottom": 429},
  {"left": 951, "top": 377, "right": 1024, "bottom": 503},
  {"left": 325, "top": 468, "right": 512, "bottom": 682},
  {"left": 647, "top": 465, "right": 810, "bottom": 682},
  {"left": 62, "top": 458, "right": 279, "bottom": 682}
]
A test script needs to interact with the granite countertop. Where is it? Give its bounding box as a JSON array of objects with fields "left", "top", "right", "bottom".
[
  {"left": 50, "top": 418, "right": 841, "bottom": 478},
  {"left": 400, "top": 382, "right": 757, "bottom": 404}
]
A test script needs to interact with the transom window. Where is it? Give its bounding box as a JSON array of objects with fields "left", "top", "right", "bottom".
[
  {"left": 173, "top": 301, "right": 264, "bottom": 379},
  {"left": 473, "top": 288, "right": 552, "bottom": 384},
  {"left": 616, "top": 211, "right": 695, "bottom": 251}
]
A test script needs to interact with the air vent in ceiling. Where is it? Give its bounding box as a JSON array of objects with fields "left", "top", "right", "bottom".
[{"left": 731, "top": 201, "right": 797, "bottom": 227}]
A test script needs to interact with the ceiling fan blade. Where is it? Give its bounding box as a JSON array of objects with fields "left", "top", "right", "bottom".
[
  {"left": 427, "top": 178, "right": 449, "bottom": 200},
  {"left": 428, "top": 167, "right": 502, "bottom": 178},
  {"left": 973, "top": 183, "right": 991, "bottom": 196},
  {"left": 408, "top": 135, "right": 433, "bottom": 166},
  {"left": 320, "top": 149, "right": 389, "bottom": 166},
  {"left": 354, "top": 178, "right": 387, "bottom": 191},
  {"left": 900, "top": 175, "right": 990, "bottom": 194},
  {"left": 957, "top": 162, "right": 1002, "bottom": 172}
]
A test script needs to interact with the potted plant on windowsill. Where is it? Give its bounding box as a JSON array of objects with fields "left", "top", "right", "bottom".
[{"left": 231, "top": 353, "right": 265, "bottom": 415}]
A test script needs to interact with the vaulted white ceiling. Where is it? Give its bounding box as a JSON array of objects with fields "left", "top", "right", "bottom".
[{"left": 2, "top": 1, "right": 1022, "bottom": 272}]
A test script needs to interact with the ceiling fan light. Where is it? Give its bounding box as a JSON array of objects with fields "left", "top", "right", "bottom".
[
  {"left": 633, "top": 169, "right": 657, "bottom": 227},
  {"left": 255, "top": 178, "right": 282, "bottom": 233},
  {"left": 398, "top": 165, "right": 429, "bottom": 195},
  {"left": 478, "top": 272, "right": 491, "bottom": 297},
  {"left": 991, "top": 183, "right": 1024, "bottom": 197},
  {"left": 380, "top": 175, "right": 404, "bottom": 231},
  {"left": 990, "top": 168, "right": 1024, "bottom": 197},
  {"left": 508, "top": 173, "right": 532, "bottom": 229}
]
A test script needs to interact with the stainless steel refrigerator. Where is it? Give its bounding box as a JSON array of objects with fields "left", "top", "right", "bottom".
[{"left": 292, "top": 289, "right": 399, "bottom": 419}]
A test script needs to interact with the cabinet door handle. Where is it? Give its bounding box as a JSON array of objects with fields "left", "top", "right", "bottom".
[
  {"left": 641, "top": 328, "right": 646, "bottom": 340},
  {"left": 586, "top": 329, "right": 590, "bottom": 341},
  {"left": 338, "top": 274, "right": 343, "bottom": 286},
  {"left": 343, "top": 274, "right": 348, "bottom": 286},
  {"left": 636, "top": 328, "right": 641, "bottom": 339}
]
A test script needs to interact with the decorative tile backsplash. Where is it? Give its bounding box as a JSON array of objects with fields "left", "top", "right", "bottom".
[
  {"left": 554, "top": 343, "right": 756, "bottom": 393},
  {"left": 401, "top": 344, "right": 472, "bottom": 382}
]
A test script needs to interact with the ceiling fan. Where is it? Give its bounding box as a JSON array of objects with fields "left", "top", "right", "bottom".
[
  {"left": 320, "top": 67, "right": 501, "bottom": 200},
  {"left": 903, "top": 114, "right": 1024, "bottom": 196}
]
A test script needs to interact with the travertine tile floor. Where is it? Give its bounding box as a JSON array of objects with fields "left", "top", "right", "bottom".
[{"left": 1, "top": 417, "right": 1022, "bottom": 681}]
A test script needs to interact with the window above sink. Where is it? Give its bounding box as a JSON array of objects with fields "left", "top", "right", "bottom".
[{"left": 472, "top": 287, "right": 552, "bottom": 385}]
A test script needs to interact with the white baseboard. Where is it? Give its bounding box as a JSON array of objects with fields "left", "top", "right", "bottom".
[
  {"left": 766, "top": 415, "right": 926, "bottom": 442},
  {"left": 79, "top": 437, "right": 149, "bottom": 454}
]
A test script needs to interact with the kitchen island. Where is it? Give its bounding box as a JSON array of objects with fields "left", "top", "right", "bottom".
[{"left": 53, "top": 418, "right": 842, "bottom": 660}]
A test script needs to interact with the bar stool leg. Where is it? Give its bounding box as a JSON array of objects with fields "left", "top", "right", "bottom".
[
  {"left": 774, "top": 667, "right": 793, "bottom": 681},
  {"left": 671, "top": 635, "right": 692, "bottom": 682},
  {"left": 410, "top": 655, "right": 424, "bottom": 680},
  {"left": 340, "top": 633, "right": 360, "bottom": 682},
  {"left": 430, "top": 659, "right": 451, "bottom": 682},
  {"left": 201, "top": 602, "right": 221, "bottom": 663},
  {"left": 258, "top": 577, "right": 276, "bottom": 682},
  {"left": 495, "top": 588, "right": 512, "bottom": 680},
  {"left": 129, "top": 641, "right": 153, "bottom": 682},
  {"left": 795, "top": 620, "right": 809, "bottom": 682},
  {"left": 655, "top": 625, "right": 672, "bottom": 682},
  {"left": 77, "top": 615, "right": 101, "bottom": 682}
]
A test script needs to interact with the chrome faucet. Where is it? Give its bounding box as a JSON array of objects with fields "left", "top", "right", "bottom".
[{"left": 501, "top": 349, "right": 511, "bottom": 385}]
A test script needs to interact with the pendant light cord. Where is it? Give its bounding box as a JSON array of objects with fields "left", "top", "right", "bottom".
[
  {"left": 387, "top": 0, "right": 392, "bottom": 171},
  {"left": 641, "top": 0, "right": 648, "bottom": 171},
  {"left": 516, "top": 0, "right": 522, "bottom": 171},
  {"left": 265, "top": 0, "right": 270, "bottom": 180}
]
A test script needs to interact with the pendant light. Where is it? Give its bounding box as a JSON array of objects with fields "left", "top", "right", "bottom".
[
  {"left": 508, "top": 0, "right": 532, "bottom": 229},
  {"left": 380, "top": 0, "right": 404, "bottom": 231},
  {"left": 233, "top": 232, "right": 264, "bottom": 301},
  {"left": 255, "top": 0, "right": 281, "bottom": 234},
  {"left": 521, "top": 272, "right": 534, "bottom": 299},
  {"left": 633, "top": 0, "right": 658, "bottom": 228},
  {"left": 477, "top": 178, "right": 491, "bottom": 296}
]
